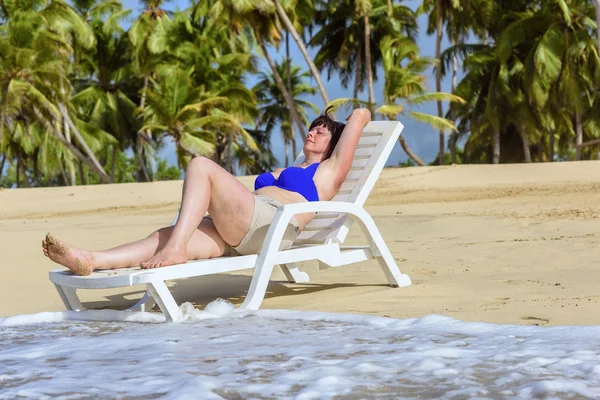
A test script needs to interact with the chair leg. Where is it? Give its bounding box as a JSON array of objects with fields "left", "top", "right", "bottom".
[
  {"left": 241, "top": 261, "right": 276, "bottom": 310},
  {"left": 375, "top": 256, "right": 411, "bottom": 287},
  {"left": 241, "top": 211, "right": 294, "bottom": 310},
  {"left": 126, "top": 289, "right": 157, "bottom": 312},
  {"left": 147, "top": 280, "right": 182, "bottom": 322},
  {"left": 140, "top": 295, "right": 157, "bottom": 312},
  {"left": 54, "top": 284, "right": 84, "bottom": 311},
  {"left": 280, "top": 263, "right": 310, "bottom": 283},
  {"left": 356, "top": 214, "right": 411, "bottom": 288}
]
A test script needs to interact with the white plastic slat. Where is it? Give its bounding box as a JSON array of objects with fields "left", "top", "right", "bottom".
[
  {"left": 302, "top": 216, "right": 340, "bottom": 231},
  {"left": 357, "top": 135, "right": 382, "bottom": 146},
  {"left": 331, "top": 193, "right": 350, "bottom": 202},
  {"left": 344, "top": 170, "right": 363, "bottom": 181},
  {"left": 354, "top": 146, "right": 378, "bottom": 158},
  {"left": 351, "top": 158, "right": 369, "bottom": 168},
  {"left": 361, "top": 128, "right": 385, "bottom": 136},
  {"left": 314, "top": 212, "right": 341, "bottom": 219},
  {"left": 294, "top": 233, "right": 331, "bottom": 245},
  {"left": 339, "top": 181, "right": 358, "bottom": 192}
]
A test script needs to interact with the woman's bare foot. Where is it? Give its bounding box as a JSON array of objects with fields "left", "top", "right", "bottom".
[
  {"left": 140, "top": 246, "right": 187, "bottom": 269},
  {"left": 42, "top": 233, "right": 94, "bottom": 276}
]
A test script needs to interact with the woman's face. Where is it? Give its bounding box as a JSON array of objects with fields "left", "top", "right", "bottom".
[{"left": 303, "top": 124, "right": 332, "bottom": 156}]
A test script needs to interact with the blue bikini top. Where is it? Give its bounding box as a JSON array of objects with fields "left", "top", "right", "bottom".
[{"left": 254, "top": 162, "right": 320, "bottom": 202}]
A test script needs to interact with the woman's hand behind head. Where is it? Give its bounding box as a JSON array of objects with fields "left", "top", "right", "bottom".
[{"left": 346, "top": 108, "right": 371, "bottom": 122}]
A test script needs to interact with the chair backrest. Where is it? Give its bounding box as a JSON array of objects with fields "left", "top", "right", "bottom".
[{"left": 292, "top": 121, "right": 403, "bottom": 246}]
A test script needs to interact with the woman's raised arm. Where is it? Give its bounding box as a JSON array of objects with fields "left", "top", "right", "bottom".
[{"left": 326, "top": 108, "right": 371, "bottom": 185}]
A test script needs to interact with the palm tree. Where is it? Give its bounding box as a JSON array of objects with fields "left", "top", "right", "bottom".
[
  {"left": 128, "top": 0, "right": 172, "bottom": 181},
  {"left": 310, "top": 0, "right": 417, "bottom": 112},
  {"left": 70, "top": 0, "right": 143, "bottom": 183},
  {"left": 0, "top": 1, "right": 112, "bottom": 183},
  {"left": 272, "top": 0, "right": 334, "bottom": 115},
  {"left": 196, "top": 0, "right": 309, "bottom": 141},
  {"left": 377, "top": 37, "right": 463, "bottom": 165},
  {"left": 420, "top": 0, "right": 456, "bottom": 165},
  {"left": 171, "top": 7, "right": 261, "bottom": 172},
  {"left": 498, "top": 0, "right": 600, "bottom": 161},
  {"left": 254, "top": 61, "right": 318, "bottom": 166},
  {"left": 141, "top": 65, "right": 256, "bottom": 169},
  {"left": 445, "top": 42, "right": 508, "bottom": 164},
  {"left": 234, "top": 127, "right": 278, "bottom": 176},
  {"left": 594, "top": 0, "right": 600, "bottom": 55}
]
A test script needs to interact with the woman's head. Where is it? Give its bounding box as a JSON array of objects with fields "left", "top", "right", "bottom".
[{"left": 303, "top": 106, "right": 346, "bottom": 161}]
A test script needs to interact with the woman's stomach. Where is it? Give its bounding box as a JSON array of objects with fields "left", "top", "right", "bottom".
[{"left": 253, "top": 186, "right": 316, "bottom": 230}]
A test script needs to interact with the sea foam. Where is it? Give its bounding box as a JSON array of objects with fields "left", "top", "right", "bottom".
[{"left": 1, "top": 300, "right": 600, "bottom": 399}]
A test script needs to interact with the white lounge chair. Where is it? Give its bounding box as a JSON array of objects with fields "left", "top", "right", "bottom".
[{"left": 49, "top": 121, "right": 411, "bottom": 322}]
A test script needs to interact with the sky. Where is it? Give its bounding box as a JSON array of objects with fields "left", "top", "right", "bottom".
[{"left": 122, "top": 0, "right": 459, "bottom": 171}]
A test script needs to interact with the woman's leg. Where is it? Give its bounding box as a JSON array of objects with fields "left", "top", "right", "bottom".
[
  {"left": 42, "top": 218, "right": 232, "bottom": 275},
  {"left": 141, "top": 156, "right": 255, "bottom": 269}
]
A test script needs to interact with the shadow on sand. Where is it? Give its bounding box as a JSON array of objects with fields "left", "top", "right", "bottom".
[{"left": 81, "top": 272, "right": 388, "bottom": 312}]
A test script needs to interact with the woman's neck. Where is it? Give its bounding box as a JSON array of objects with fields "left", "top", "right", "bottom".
[{"left": 302, "top": 155, "right": 322, "bottom": 166}]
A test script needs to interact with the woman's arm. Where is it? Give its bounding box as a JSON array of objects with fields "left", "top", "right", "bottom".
[{"left": 325, "top": 108, "right": 371, "bottom": 186}]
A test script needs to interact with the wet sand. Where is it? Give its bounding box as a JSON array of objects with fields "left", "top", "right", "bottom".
[{"left": 1, "top": 161, "right": 599, "bottom": 326}]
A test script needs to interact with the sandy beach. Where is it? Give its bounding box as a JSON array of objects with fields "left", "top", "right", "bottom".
[{"left": 1, "top": 161, "right": 599, "bottom": 326}]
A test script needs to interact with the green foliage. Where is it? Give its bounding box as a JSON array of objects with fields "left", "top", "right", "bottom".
[
  {"left": 253, "top": 59, "right": 318, "bottom": 166},
  {"left": 155, "top": 158, "right": 182, "bottom": 181},
  {"left": 398, "top": 159, "right": 415, "bottom": 168},
  {"left": 429, "top": 148, "right": 464, "bottom": 165},
  {"left": 1, "top": 0, "right": 599, "bottom": 191},
  {"left": 444, "top": 0, "right": 600, "bottom": 164}
]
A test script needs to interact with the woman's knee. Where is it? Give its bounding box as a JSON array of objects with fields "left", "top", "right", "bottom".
[{"left": 187, "top": 156, "right": 216, "bottom": 174}]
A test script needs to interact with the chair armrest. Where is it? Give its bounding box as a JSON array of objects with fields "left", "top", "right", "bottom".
[{"left": 277, "top": 201, "right": 364, "bottom": 217}]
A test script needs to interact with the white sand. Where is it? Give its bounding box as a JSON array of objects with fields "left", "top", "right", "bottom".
[{"left": 1, "top": 161, "right": 599, "bottom": 326}]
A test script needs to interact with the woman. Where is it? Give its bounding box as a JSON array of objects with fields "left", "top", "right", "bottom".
[{"left": 42, "top": 107, "right": 371, "bottom": 275}]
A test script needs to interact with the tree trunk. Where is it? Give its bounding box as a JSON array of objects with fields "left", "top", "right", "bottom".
[
  {"left": 595, "top": 0, "right": 600, "bottom": 56},
  {"left": 225, "top": 133, "right": 233, "bottom": 173},
  {"left": 0, "top": 114, "right": 4, "bottom": 145},
  {"left": 136, "top": 74, "right": 152, "bottom": 182},
  {"left": 398, "top": 136, "right": 425, "bottom": 166},
  {"left": 450, "top": 39, "right": 459, "bottom": 164},
  {"left": 259, "top": 38, "right": 307, "bottom": 141},
  {"left": 16, "top": 152, "right": 20, "bottom": 188},
  {"left": 537, "top": 130, "right": 544, "bottom": 162},
  {"left": 58, "top": 158, "right": 69, "bottom": 186},
  {"left": 135, "top": 141, "right": 151, "bottom": 182},
  {"left": 63, "top": 116, "right": 76, "bottom": 186},
  {"left": 519, "top": 126, "right": 532, "bottom": 163},
  {"left": 493, "top": 125, "right": 500, "bottom": 164},
  {"left": 284, "top": 138, "right": 290, "bottom": 167},
  {"left": 57, "top": 103, "right": 111, "bottom": 183},
  {"left": 17, "top": 154, "right": 30, "bottom": 188},
  {"left": 353, "top": 45, "right": 362, "bottom": 103},
  {"left": 575, "top": 110, "right": 583, "bottom": 160},
  {"left": 435, "top": 0, "right": 444, "bottom": 166},
  {"left": 549, "top": 129, "right": 555, "bottom": 162},
  {"left": 285, "top": 31, "right": 297, "bottom": 159},
  {"left": 79, "top": 161, "right": 88, "bottom": 185},
  {"left": 272, "top": 0, "right": 335, "bottom": 119},
  {"left": 31, "top": 104, "right": 111, "bottom": 183},
  {"left": 20, "top": 161, "right": 30, "bottom": 188},
  {"left": 0, "top": 154, "right": 6, "bottom": 178},
  {"left": 364, "top": 14, "right": 375, "bottom": 118},
  {"left": 111, "top": 144, "right": 117, "bottom": 182}
]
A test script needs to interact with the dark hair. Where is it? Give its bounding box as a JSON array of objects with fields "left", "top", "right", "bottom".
[{"left": 308, "top": 106, "right": 346, "bottom": 161}]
